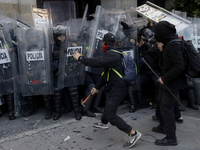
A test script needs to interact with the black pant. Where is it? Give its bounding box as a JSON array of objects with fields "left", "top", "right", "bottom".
[
  {"left": 156, "top": 85, "right": 181, "bottom": 121},
  {"left": 101, "top": 86, "right": 132, "bottom": 133},
  {"left": 160, "top": 87, "right": 180, "bottom": 139}
]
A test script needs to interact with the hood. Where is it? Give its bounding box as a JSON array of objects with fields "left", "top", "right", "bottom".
[{"left": 154, "top": 21, "right": 178, "bottom": 45}]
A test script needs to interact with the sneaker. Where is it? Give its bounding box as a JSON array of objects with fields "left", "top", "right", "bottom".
[
  {"left": 123, "top": 131, "right": 142, "bottom": 148},
  {"left": 93, "top": 122, "right": 109, "bottom": 129}
]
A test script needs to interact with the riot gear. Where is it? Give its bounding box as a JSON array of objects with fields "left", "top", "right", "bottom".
[
  {"left": 53, "top": 25, "right": 66, "bottom": 36},
  {"left": 17, "top": 27, "right": 53, "bottom": 96},
  {"left": 139, "top": 28, "right": 154, "bottom": 42},
  {"left": 17, "top": 27, "right": 53, "bottom": 119},
  {"left": 0, "top": 15, "right": 19, "bottom": 120}
]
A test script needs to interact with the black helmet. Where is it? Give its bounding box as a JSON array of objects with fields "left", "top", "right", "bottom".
[
  {"left": 53, "top": 25, "right": 66, "bottom": 36},
  {"left": 139, "top": 28, "right": 154, "bottom": 42}
]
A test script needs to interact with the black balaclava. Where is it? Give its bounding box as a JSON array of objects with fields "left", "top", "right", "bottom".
[{"left": 154, "top": 21, "right": 178, "bottom": 46}]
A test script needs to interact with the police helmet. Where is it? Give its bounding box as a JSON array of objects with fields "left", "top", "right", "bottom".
[
  {"left": 115, "top": 30, "right": 125, "bottom": 42},
  {"left": 53, "top": 25, "right": 66, "bottom": 36},
  {"left": 140, "top": 28, "right": 154, "bottom": 41},
  {"left": 25, "top": 28, "right": 38, "bottom": 39}
]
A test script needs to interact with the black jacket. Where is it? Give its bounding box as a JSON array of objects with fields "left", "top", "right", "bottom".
[
  {"left": 140, "top": 39, "right": 160, "bottom": 73},
  {"left": 78, "top": 46, "right": 126, "bottom": 91},
  {"left": 161, "top": 41, "right": 187, "bottom": 89}
]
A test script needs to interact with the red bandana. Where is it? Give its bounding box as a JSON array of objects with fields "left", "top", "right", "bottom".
[{"left": 103, "top": 45, "right": 109, "bottom": 52}]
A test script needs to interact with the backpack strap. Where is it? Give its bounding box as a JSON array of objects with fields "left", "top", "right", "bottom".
[
  {"left": 110, "top": 50, "right": 128, "bottom": 55},
  {"left": 166, "top": 39, "right": 182, "bottom": 48},
  {"left": 110, "top": 50, "right": 124, "bottom": 79},
  {"left": 112, "top": 68, "right": 122, "bottom": 78}
]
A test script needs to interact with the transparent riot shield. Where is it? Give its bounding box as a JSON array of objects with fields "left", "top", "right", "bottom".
[
  {"left": 43, "top": 1, "right": 76, "bottom": 27},
  {"left": 0, "top": 19, "right": 17, "bottom": 96},
  {"left": 57, "top": 19, "right": 86, "bottom": 89},
  {"left": 180, "top": 17, "right": 200, "bottom": 52},
  {"left": 16, "top": 27, "right": 53, "bottom": 96},
  {"left": 86, "top": 6, "right": 121, "bottom": 74},
  {"left": 0, "top": 15, "right": 21, "bottom": 116},
  {"left": 117, "top": 11, "right": 142, "bottom": 95}
]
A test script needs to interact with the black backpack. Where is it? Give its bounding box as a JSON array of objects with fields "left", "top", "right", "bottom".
[{"left": 168, "top": 39, "right": 200, "bottom": 78}]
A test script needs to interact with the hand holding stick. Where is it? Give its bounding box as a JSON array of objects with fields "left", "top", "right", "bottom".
[{"left": 81, "top": 88, "right": 98, "bottom": 107}]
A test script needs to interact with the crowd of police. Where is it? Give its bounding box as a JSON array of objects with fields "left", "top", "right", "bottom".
[{"left": 0, "top": 3, "right": 199, "bottom": 124}]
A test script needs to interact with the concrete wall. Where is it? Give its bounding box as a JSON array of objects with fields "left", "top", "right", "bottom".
[
  {"left": 101, "top": 0, "right": 137, "bottom": 17},
  {"left": 0, "top": 0, "right": 36, "bottom": 26},
  {"left": 101, "top": 0, "right": 137, "bottom": 9},
  {"left": 18, "top": 0, "right": 36, "bottom": 26}
]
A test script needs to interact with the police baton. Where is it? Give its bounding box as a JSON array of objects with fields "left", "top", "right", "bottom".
[{"left": 142, "top": 58, "right": 187, "bottom": 112}]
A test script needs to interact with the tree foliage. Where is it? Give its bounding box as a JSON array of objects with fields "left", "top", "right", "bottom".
[{"left": 172, "top": 0, "right": 200, "bottom": 17}]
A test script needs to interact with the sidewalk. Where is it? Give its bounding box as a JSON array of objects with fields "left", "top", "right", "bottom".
[{"left": 0, "top": 105, "right": 200, "bottom": 150}]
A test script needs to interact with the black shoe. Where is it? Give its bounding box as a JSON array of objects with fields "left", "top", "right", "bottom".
[
  {"left": 22, "top": 109, "right": 37, "bottom": 117},
  {"left": 0, "top": 109, "right": 3, "bottom": 117},
  {"left": 92, "top": 107, "right": 103, "bottom": 114},
  {"left": 155, "top": 137, "right": 178, "bottom": 146},
  {"left": 83, "top": 110, "right": 96, "bottom": 117},
  {"left": 129, "top": 105, "right": 137, "bottom": 113},
  {"left": 175, "top": 117, "right": 183, "bottom": 123},
  {"left": 187, "top": 104, "right": 199, "bottom": 110},
  {"left": 75, "top": 112, "right": 82, "bottom": 120},
  {"left": 152, "top": 115, "right": 159, "bottom": 121},
  {"left": 62, "top": 108, "right": 72, "bottom": 114},
  {"left": 9, "top": 115, "right": 16, "bottom": 120},
  {"left": 179, "top": 106, "right": 185, "bottom": 111},
  {"left": 152, "top": 125, "right": 166, "bottom": 134},
  {"left": 53, "top": 113, "right": 61, "bottom": 120},
  {"left": 45, "top": 111, "right": 52, "bottom": 120}
]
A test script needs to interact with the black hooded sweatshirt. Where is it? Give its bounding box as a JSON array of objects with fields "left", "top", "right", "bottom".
[
  {"left": 78, "top": 45, "right": 126, "bottom": 91},
  {"left": 154, "top": 21, "right": 187, "bottom": 89}
]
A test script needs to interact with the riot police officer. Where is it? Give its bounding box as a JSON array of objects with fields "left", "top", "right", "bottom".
[{"left": 52, "top": 25, "right": 82, "bottom": 120}]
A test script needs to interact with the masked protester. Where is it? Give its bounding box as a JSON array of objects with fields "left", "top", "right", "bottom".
[
  {"left": 73, "top": 33, "right": 142, "bottom": 149},
  {"left": 152, "top": 21, "right": 187, "bottom": 146}
]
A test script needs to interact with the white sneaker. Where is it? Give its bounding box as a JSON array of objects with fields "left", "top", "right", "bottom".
[
  {"left": 93, "top": 122, "right": 109, "bottom": 129},
  {"left": 123, "top": 130, "right": 142, "bottom": 148}
]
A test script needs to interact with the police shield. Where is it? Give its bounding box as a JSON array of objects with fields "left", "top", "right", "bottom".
[
  {"left": 86, "top": 6, "right": 121, "bottom": 74},
  {"left": 0, "top": 17, "right": 18, "bottom": 96},
  {"left": 57, "top": 18, "right": 86, "bottom": 89},
  {"left": 87, "top": 7, "right": 121, "bottom": 58},
  {"left": 0, "top": 15, "right": 22, "bottom": 116},
  {"left": 16, "top": 28, "right": 53, "bottom": 96},
  {"left": 43, "top": 1, "right": 76, "bottom": 26},
  {"left": 117, "top": 11, "right": 142, "bottom": 92},
  {"left": 179, "top": 17, "right": 200, "bottom": 51}
]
